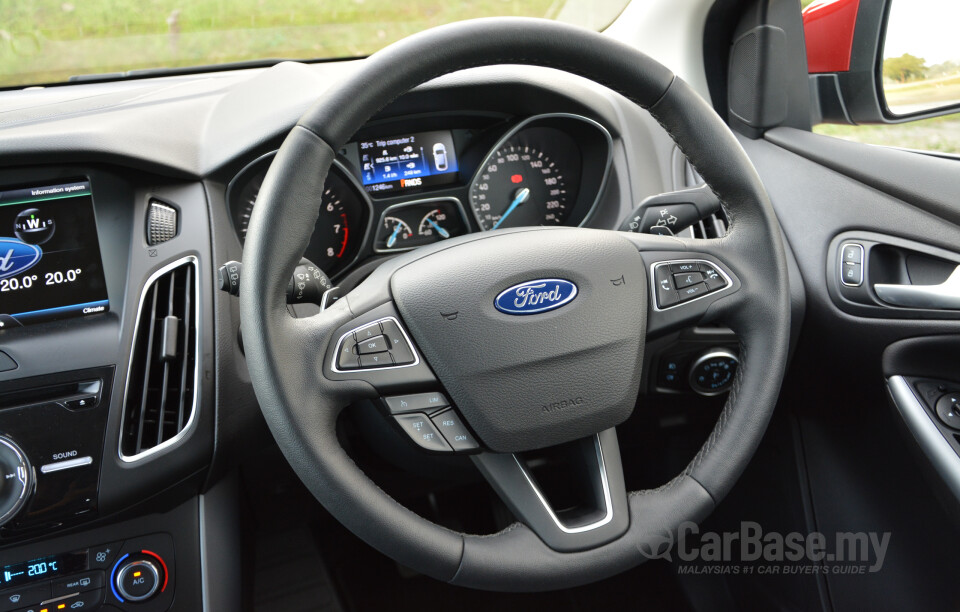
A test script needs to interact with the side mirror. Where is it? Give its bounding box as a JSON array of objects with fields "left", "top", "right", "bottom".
[{"left": 803, "top": 0, "right": 960, "bottom": 124}]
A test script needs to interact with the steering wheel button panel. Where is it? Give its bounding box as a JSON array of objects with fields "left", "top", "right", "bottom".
[
  {"left": 699, "top": 263, "right": 727, "bottom": 291},
  {"left": 379, "top": 319, "right": 416, "bottom": 365},
  {"left": 430, "top": 409, "right": 479, "bottom": 452},
  {"left": 356, "top": 335, "right": 388, "bottom": 354},
  {"left": 332, "top": 317, "right": 420, "bottom": 372},
  {"left": 654, "top": 266, "right": 680, "bottom": 308},
  {"left": 384, "top": 392, "right": 450, "bottom": 414},
  {"left": 354, "top": 322, "right": 383, "bottom": 341},
  {"left": 670, "top": 262, "right": 699, "bottom": 273},
  {"left": 336, "top": 339, "right": 361, "bottom": 370},
  {"left": 359, "top": 353, "right": 394, "bottom": 368},
  {"left": 651, "top": 260, "right": 731, "bottom": 310},
  {"left": 678, "top": 283, "right": 709, "bottom": 302},
  {"left": 393, "top": 413, "right": 452, "bottom": 452},
  {"left": 673, "top": 271, "right": 703, "bottom": 288}
]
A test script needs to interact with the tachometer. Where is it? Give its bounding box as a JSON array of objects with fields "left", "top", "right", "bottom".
[
  {"left": 469, "top": 143, "right": 571, "bottom": 231},
  {"left": 229, "top": 157, "right": 369, "bottom": 277}
]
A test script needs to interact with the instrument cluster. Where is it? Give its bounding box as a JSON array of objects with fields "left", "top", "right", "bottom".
[{"left": 227, "top": 113, "right": 614, "bottom": 278}]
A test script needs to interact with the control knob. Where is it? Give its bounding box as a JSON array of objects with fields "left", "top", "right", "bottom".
[{"left": 0, "top": 435, "right": 32, "bottom": 527}]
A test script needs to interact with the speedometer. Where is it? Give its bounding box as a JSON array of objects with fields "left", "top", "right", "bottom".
[{"left": 469, "top": 143, "right": 571, "bottom": 231}]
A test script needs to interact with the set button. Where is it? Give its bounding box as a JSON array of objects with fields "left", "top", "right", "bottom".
[{"left": 385, "top": 392, "right": 479, "bottom": 452}]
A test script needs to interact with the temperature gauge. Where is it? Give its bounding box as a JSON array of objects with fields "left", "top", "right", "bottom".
[{"left": 374, "top": 198, "right": 468, "bottom": 252}]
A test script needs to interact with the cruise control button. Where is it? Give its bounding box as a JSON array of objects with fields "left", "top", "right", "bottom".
[
  {"left": 356, "top": 335, "right": 388, "bottom": 354},
  {"left": 669, "top": 262, "right": 699, "bottom": 273},
  {"left": 384, "top": 392, "right": 449, "bottom": 414},
  {"left": 678, "top": 283, "right": 709, "bottom": 302},
  {"left": 673, "top": 271, "right": 703, "bottom": 288},
  {"left": 51, "top": 571, "right": 104, "bottom": 597},
  {"left": 380, "top": 320, "right": 416, "bottom": 365},
  {"left": 359, "top": 352, "right": 393, "bottom": 368},
  {"left": 393, "top": 413, "right": 451, "bottom": 452},
  {"left": 353, "top": 322, "right": 382, "bottom": 341},
  {"left": 430, "top": 409, "right": 479, "bottom": 452},
  {"left": 654, "top": 265, "right": 678, "bottom": 308}
]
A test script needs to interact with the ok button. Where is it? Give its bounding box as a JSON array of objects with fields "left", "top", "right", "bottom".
[{"left": 356, "top": 334, "right": 388, "bottom": 354}]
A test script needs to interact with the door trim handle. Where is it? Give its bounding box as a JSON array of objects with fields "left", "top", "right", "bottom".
[
  {"left": 887, "top": 376, "right": 960, "bottom": 503},
  {"left": 874, "top": 266, "right": 960, "bottom": 310}
]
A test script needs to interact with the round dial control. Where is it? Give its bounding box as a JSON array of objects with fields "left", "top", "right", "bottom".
[
  {"left": 935, "top": 393, "right": 960, "bottom": 430},
  {"left": 116, "top": 558, "right": 161, "bottom": 602},
  {"left": 0, "top": 435, "right": 32, "bottom": 527},
  {"left": 688, "top": 349, "right": 739, "bottom": 397}
]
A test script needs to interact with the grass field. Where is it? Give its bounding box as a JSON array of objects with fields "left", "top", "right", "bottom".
[
  {"left": 815, "top": 112, "right": 960, "bottom": 154},
  {"left": 0, "top": 0, "right": 562, "bottom": 87},
  {"left": 884, "top": 74, "right": 960, "bottom": 114}
]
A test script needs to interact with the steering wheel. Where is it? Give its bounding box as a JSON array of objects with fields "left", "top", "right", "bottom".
[{"left": 241, "top": 18, "right": 790, "bottom": 592}]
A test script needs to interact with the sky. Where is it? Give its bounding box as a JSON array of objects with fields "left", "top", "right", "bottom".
[{"left": 883, "top": 0, "right": 960, "bottom": 65}]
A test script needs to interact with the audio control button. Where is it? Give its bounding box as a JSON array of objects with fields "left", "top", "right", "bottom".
[{"left": 0, "top": 437, "right": 31, "bottom": 528}]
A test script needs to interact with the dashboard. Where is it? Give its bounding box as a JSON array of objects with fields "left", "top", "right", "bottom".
[
  {"left": 0, "top": 60, "right": 710, "bottom": 611},
  {"left": 226, "top": 113, "right": 614, "bottom": 279}
]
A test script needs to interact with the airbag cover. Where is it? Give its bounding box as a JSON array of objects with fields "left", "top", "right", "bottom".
[{"left": 391, "top": 228, "right": 646, "bottom": 452}]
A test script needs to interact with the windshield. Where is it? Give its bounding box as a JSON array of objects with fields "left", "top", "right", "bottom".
[{"left": 0, "top": 0, "right": 630, "bottom": 88}]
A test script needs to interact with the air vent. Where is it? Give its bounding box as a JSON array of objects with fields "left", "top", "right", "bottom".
[
  {"left": 121, "top": 258, "right": 198, "bottom": 460},
  {"left": 673, "top": 149, "right": 728, "bottom": 240}
]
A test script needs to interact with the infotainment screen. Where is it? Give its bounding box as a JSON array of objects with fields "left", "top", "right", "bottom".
[
  {"left": 356, "top": 130, "right": 458, "bottom": 193},
  {"left": 0, "top": 179, "right": 109, "bottom": 327}
]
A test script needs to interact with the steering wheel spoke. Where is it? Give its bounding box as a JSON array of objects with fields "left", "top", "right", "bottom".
[{"left": 471, "top": 428, "right": 629, "bottom": 552}]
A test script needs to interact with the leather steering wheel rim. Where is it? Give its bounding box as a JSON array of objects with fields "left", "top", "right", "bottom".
[{"left": 241, "top": 17, "right": 791, "bottom": 592}]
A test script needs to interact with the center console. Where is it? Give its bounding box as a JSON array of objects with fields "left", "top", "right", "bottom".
[{"left": 0, "top": 167, "right": 217, "bottom": 612}]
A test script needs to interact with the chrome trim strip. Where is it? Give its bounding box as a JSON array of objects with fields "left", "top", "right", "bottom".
[
  {"left": 40, "top": 456, "right": 93, "bottom": 474},
  {"left": 887, "top": 376, "right": 960, "bottom": 501},
  {"left": 373, "top": 196, "right": 469, "bottom": 253},
  {"left": 512, "top": 434, "right": 614, "bottom": 534},
  {"left": 330, "top": 316, "right": 421, "bottom": 374},
  {"left": 119, "top": 256, "right": 201, "bottom": 463},
  {"left": 466, "top": 112, "right": 615, "bottom": 231},
  {"left": 648, "top": 259, "right": 734, "bottom": 312}
]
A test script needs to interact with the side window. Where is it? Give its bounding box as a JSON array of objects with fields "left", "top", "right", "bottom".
[{"left": 803, "top": 0, "right": 960, "bottom": 154}]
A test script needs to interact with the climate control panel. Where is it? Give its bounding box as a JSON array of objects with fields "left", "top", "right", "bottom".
[{"left": 0, "top": 533, "right": 174, "bottom": 612}]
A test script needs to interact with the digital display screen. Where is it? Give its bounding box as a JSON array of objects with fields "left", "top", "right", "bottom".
[
  {"left": 358, "top": 130, "right": 458, "bottom": 193},
  {"left": 0, "top": 180, "right": 109, "bottom": 327},
  {"left": 0, "top": 551, "right": 87, "bottom": 589}
]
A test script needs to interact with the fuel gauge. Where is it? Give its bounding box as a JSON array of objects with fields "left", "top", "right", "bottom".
[{"left": 374, "top": 198, "right": 468, "bottom": 252}]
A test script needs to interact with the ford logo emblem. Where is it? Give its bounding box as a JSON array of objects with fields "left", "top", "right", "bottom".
[
  {"left": 0, "top": 238, "right": 41, "bottom": 280},
  {"left": 494, "top": 278, "right": 578, "bottom": 315}
]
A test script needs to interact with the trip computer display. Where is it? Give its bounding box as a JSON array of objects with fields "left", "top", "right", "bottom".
[
  {"left": 0, "top": 179, "right": 109, "bottom": 328},
  {"left": 357, "top": 130, "right": 458, "bottom": 194}
]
